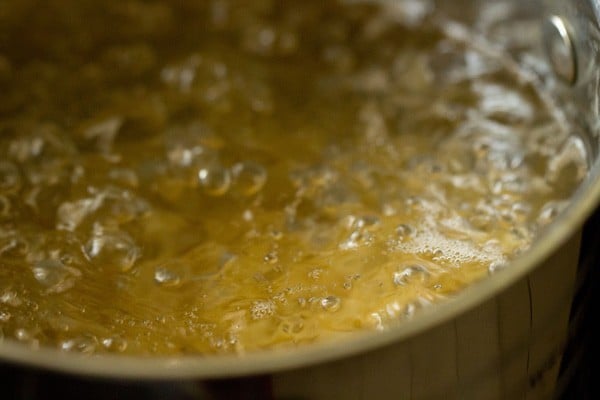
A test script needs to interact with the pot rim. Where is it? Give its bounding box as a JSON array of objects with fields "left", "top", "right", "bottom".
[{"left": 2, "top": 1, "right": 600, "bottom": 381}]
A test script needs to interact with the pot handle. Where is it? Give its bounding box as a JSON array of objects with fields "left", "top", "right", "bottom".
[{"left": 543, "top": 0, "right": 600, "bottom": 157}]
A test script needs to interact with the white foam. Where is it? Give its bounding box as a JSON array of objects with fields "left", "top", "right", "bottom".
[
  {"left": 395, "top": 215, "right": 505, "bottom": 265},
  {"left": 251, "top": 300, "right": 276, "bottom": 320}
]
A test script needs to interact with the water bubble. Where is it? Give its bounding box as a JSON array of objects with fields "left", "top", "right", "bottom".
[
  {"left": 101, "top": 335, "right": 128, "bottom": 352},
  {"left": 0, "top": 161, "right": 21, "bottom": 194},
  {"left": 320, "top": 296, "right": 341, "bottom": 312},
  {"left": 13, "top": 327, "right": 40, "bottom": 348},
  {"left": 305, "top": 166, "right": 337, "bottom": 188},
  {"left": 492, "top": 174, "right": 528, "bottom": 194},
  {"left": 231, "top": 162, "right": 267, "bottom": 196},
  {"left": 60, "top": 335, "right": 98, "bottom": 354},
  {"left": 510, "top": 202, "right": 531, "bottom": 223},
  {"left": 384, "top": 301, "right": 404, "bottom": 319},
  {"left": 8, "top": 135, "right": 44, "bottom": 162},
  {"left": 382, "top": 204, "right": 397, "bottom": 216},
  {"left": 84, "top": 230, "right": 140, "bottom": 272},
  {"left": 308, "top": 268, "right": 323, "bottom": 280},
  {"left": 405, "top": 196, "right": 425, "bottom": 209},
  {"left": 475, "top": 82, "right": 534, "bottom": 123},
  {"left": 393, "top": 265, "right": 429, "bottom": 286},
  {"left": 0, "top": 290, "right": 22, "bottom": 307},
  {"left": 167, "top": 146, "right": 204, "bottom": 169},
  {"left": 0, "top": 310, "right": 10, "bottom": 322},
  {"left": 243, "top": 26, "right": 277, "bottom": 55},
  {"left": 432, "top": 249, "right": 444, "bottom": 260},
  {"left": 198, "top": 165, "right": 231, "bottom": 196},
  {"left": 251, "top": 300, "right": 275, "bottom": 320},
  {"left": 280, "top": 318, "right": 304, "bottom": 334},
  {"left": 403, "top": 303, "right": 418, "bottom": 318},
  {"left": 209, "top": 337, "right": 226, "bottom": 350},
  {"left": 15, "top": 328, "right": 33, "bottom": 342},
  {"left": 82, "top": 116, "right": 123, "bottom": 153},
  {"left": 270, "top": 230, "right": 283, "bottom": 240},
  {"left": 538, "top": 200, "right": 568, "bottom": 227},
  {"left": 242, "top": 209, "right": 254, "bottom": 221},
  {"left": 339, "top": 230, "right": 372, "bottom": 250},
  {"left": 511, "top": 226, "right": 531, "bottom": 242},
  {"left": 488, "top": 260, "right": 508, "bottom": 274},
  {"left": 354, "top": 215, "right": 380, "bottom": 229},
  {"left": 161, "top": 55, "right": 200, "bottom": 92},
  {"left": 395, "top": 224, "right": 414, "bottom": 239},
  {"left": 263, "top": 251, "right": 278, "bottom": 264},
  {"left": 339, "top": 230, "right": 362, "bottom": 250},
  {"left": 407, "top": 155, "right": 443, "bottom": 175},
  {"left": 381, "top": 0, "right": 433, "bottom": 28},
  {"left": 546, "top": 136, "right": 587, "bottom": 184},
  {"left": 154, "top": 267, "right": 182, "bottom": 288},
  {"left": 165, "top": 123, "right": 222, "bottom": 175},
  {"left": 99, "top": 187, "right": 150, "bottom": 223},
  {"left": 56, "top": 198, "right": 100, "bottom": 231},
  {"left": 297, "top": 297, "right": 307, "bottom": 307},
  {"left": 32, "top": 259, "right": 82, "bottom": 294},
  {"left": 56, "top": 188, "right": 149, "bottom": 231}
]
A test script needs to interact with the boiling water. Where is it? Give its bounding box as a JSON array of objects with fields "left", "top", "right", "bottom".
[{"left": 0, "top": 0, "right": 587, "bottom": 355}]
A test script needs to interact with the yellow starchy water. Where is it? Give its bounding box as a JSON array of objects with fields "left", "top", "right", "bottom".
[{"left": 0, "top": 0, "right": 588, "bottom": 355}]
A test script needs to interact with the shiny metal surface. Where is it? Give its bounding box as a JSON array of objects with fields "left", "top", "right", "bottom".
[
  {"left": 1, "top": 1, "right": 600, "bottom": 399},
  {"left": 543, "top": 16, "right": 577, "bottom": 85}
]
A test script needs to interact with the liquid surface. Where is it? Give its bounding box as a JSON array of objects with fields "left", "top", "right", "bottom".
[{"left": 0, "top": 0, "right": 588, "bottom": 355}]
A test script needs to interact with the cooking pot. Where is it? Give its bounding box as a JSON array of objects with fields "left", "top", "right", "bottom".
[{"left": 1, "top": 0, "right": 600, "bottom": 399}]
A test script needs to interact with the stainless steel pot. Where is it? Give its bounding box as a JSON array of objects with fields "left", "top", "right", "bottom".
[{"left": 2, "top": 0, "right": 600, "bottom": 399}]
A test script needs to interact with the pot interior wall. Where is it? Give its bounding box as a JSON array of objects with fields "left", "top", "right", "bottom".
[{"left": 1, "top": 1, "right": 600, "bottom": 399}]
